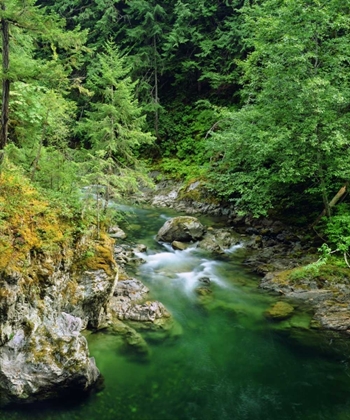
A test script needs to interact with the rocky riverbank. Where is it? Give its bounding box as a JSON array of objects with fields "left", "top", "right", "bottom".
[
  {"left": 0, "top": 174, "right": 177, "bottom": 408},
  {"left": 134, "top": 177, "right": 350, "bottom": 340}
]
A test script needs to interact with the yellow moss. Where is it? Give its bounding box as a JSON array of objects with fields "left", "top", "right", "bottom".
[
  {"left": 274, "top": 269, "right": 295, "bottom": 285},
  {"left": 0, "top": 288, "right": 11, "bottom": 298},
  {"left": 83, "top": 241, "right": 116, "bottom": 276},
  {"left": 0, "top": 171, "right": 74, "bottom": 274},
  {"left": 72, "top": 230, "right": 117, "bottom": 278},
  {"left": 63, "top": 279, "right": 79, "bottom": 305}
]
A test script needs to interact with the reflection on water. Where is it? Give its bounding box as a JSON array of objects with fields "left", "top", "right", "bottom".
[{"left": 3, "top": 204, "right": 350, "bottom": 420}]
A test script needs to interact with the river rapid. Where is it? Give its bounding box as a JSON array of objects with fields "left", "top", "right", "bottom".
[{"left": 3, "top": 205, "right": 350, "bottom": 420}]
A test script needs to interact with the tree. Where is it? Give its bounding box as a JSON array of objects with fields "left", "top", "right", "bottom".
[
  {"left": 118, "top": 0, "right": 171, "bottom": 138},
  {"left": 0, "top": 0, "right": 86, "bottom": 150},
  {"left": 207, "top": 0, "right": 350, "bottom": 217},
  {"left": 162, "top": 0, "right": 243, "bottom": 93},
  {"left": 76, "top": 41, "right": 154, "bottom": 205}
]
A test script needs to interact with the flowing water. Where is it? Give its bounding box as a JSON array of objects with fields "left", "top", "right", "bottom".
[{"left": 3, "top": 205, "right": 350, "bottom": 420}]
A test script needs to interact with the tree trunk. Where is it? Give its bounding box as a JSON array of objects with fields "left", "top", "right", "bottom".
[
  {"left": 312, "top": 184, "right": 348, "bottom": 227},
  {"left": 0, "top": 6, "right": 10, "bottom": 150},
  {"left": 153, "top": 36, "right": 159, "bottom": 138}
]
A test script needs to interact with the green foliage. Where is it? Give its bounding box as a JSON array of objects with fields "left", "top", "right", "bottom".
[
  {"left": 76, "top": 41, "right": 154, "bottom": 200},
  {"left": 155, "top": 157, "right": 208, "bottom": 182},
  {"left": 207, "top": 0, "right": 350, "bottom": 216},
  {"left": 323, "top": 205, "right": 350, "bottom": 253},
  {"left": 11, "top": 85, "right": 76, "bottom": 147},
  {"left": 289, "top": 257, "right": 328, "bottom": 282}
]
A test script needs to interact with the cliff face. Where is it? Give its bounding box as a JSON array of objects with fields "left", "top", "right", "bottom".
[{"left": 0, "top": 173, "right": 118, "bottom": 406}]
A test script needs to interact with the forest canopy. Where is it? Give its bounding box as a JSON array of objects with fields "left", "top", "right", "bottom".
[{"left": 0, "top": 0, "right": 350, "bottom": 250}]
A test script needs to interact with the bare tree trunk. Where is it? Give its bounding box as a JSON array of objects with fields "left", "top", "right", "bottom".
[
  {"left": 0, "top": 6, "right": 10, "bottom": 150},
  {"left": 153, "top": 36, "right": 159, "bottom": 138},
  {"left": 312, "top": 184, "right": 347, "bottom": 227},
  {"left": 30, "top": 111, "right": 49, "bottom": 181}
]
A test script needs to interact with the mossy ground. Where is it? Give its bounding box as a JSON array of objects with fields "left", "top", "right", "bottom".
[
  {"left": 0, "top": 168, "right": 117, "bottom": 282},
  {"left": 0, "top": 169, "right": 75, "bottom": 275},
  {"left": 287, "top": 261, "right": 350, "bottom": 287}
]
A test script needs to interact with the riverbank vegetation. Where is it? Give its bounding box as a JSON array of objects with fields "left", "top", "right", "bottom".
[{"left": 0, "top": 0, "right": 350, "bottom": 259}]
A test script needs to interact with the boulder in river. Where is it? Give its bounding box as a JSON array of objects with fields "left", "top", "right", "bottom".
[
  {"left": 108, "top": 277, "right": 181, "bottom": 340},
  {"left": 199, "top": 229, "right": 241, "bottom": 254},
  {"left": 156, "top": 216, "right": 206, "bottom": 243},
  {"left": 109, "top": 226, "right": 127, "bottom": 239}
]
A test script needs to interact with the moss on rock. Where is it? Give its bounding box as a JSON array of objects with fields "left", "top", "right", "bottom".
[{"left": 265, "top": 301, "right": 295, "bottom": 320}]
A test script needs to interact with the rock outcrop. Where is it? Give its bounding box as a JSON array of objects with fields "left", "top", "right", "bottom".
[
  {"left": 0, "top": 311, "right": 99, "bottom": 407},
  {"left": 109, "top": 279, "right": 172, "bottom": 328},
  {"left": 0, "top": 233, "right": 118, "bottom": 407},
  {"left": 260, "top": 267, "right": 350, "bottom": 333}
]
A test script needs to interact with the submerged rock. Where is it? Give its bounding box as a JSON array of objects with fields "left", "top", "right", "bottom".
[
  {"left": 265, "top": 301, "right": 295, "bottom": 320},
  {"left": 108, "top": 319, "right": 150, "bottom": 357},
  {"left": 156, "top": 216, "right": 206, "bottom": 243}
]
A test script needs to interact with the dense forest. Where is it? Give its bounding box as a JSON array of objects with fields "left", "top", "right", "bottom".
[{"left": 0, "top": 0, "right": 350, "bottom": 256}]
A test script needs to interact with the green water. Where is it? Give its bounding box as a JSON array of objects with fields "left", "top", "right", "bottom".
[{"left": 3, "top": 205, "right": 350, "bottom": 420}]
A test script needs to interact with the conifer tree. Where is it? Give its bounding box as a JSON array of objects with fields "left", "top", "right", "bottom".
[{"left": 76, "top": 41, "right": 154, "bottom": 203}]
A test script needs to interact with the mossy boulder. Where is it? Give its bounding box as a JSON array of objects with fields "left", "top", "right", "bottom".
[
  {"left": 156, "top": 216, "right": 206, "bottom": 243},
  {"left": 265, "top": 301, "right": 295, "bottom": 320}
]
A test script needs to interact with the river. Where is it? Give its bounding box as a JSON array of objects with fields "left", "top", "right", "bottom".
[{"left": 2, "top": 204, "right": 350, "bottom": 420}]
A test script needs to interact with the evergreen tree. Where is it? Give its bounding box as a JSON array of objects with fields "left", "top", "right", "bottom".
[
  {"left": 163, "top": 0, "right": 243, "bottom": 93},
  {"left": 76, "top": 41, "right": 154, "bottom": 203}
]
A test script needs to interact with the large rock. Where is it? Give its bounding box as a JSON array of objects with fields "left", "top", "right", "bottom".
[
  {"left": 114, "top": 279, "right": 149, "bottom": 301},
  {"left": 0, "top": 234, "right": 118, "bottom": 407},
  {"left": 111, "top": 299, "right": 170, "bottom": 323},
  {"left": 108, "top": 277, "right": 180, "bottom": 340},
  {"left": 0, "top": 311, "right": 99, "bottom": 406},
  {"left": 109, "top": 279, "right": 168, "bottom": 323},
  {"left": 199, "top": 229, "right": 241, "bottom": 254},
  {"left": 156, "top": 216, "right": 206, "bottom": 243}
]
